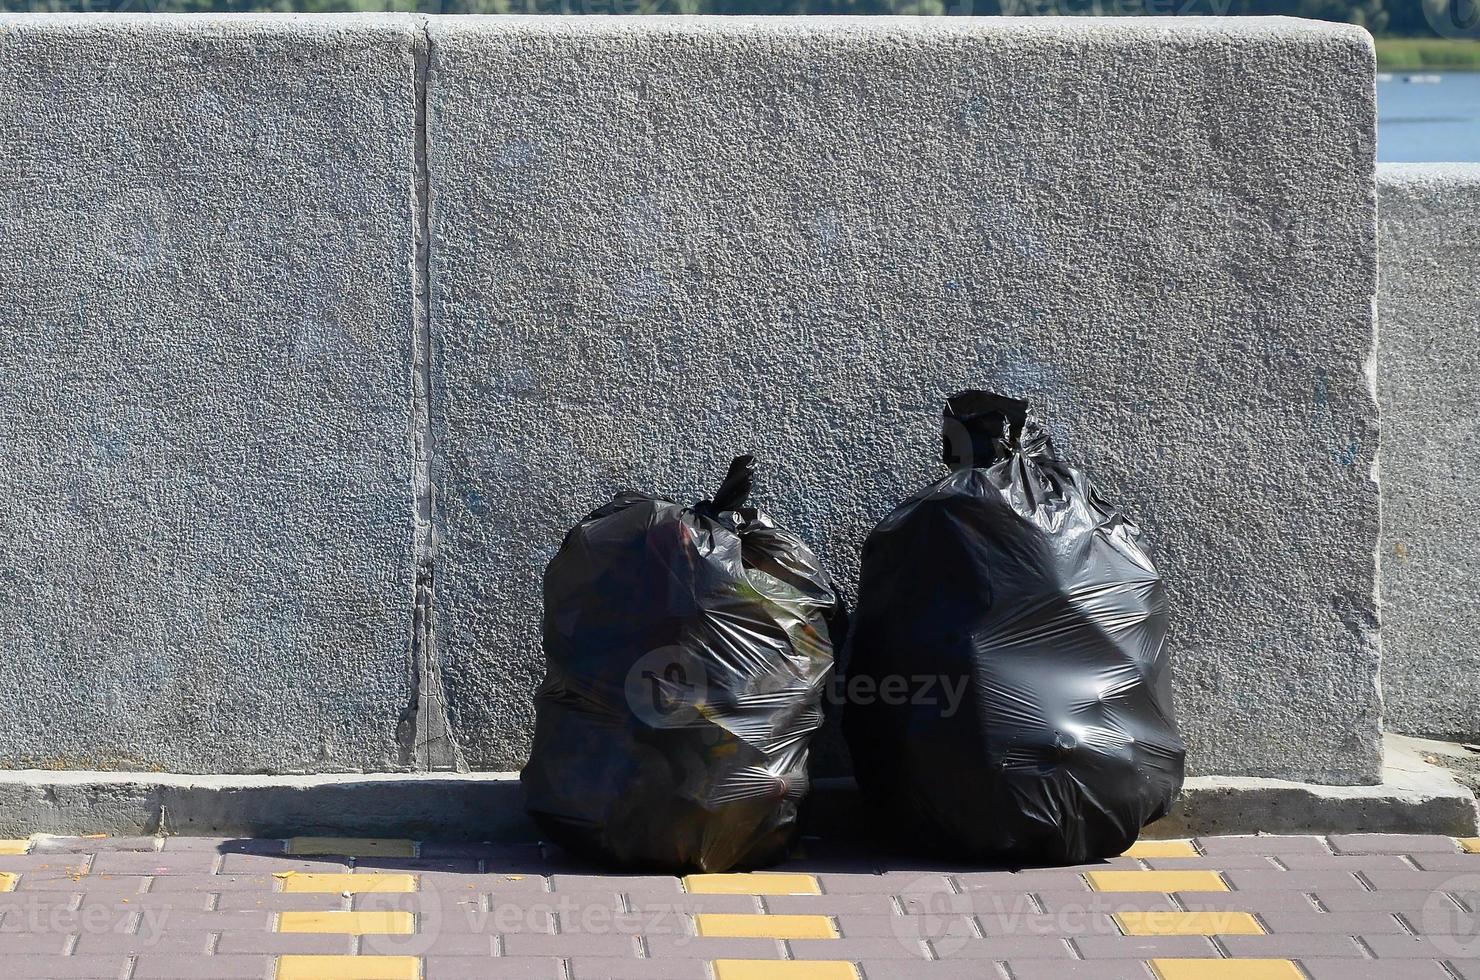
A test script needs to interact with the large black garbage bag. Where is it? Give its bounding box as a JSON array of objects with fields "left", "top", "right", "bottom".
[
  {"left": 843, "top": 391, "right": 1185, "bottom": 864},
  {"left": 521, "top": 456, "right": 842, "bottom": 872}
]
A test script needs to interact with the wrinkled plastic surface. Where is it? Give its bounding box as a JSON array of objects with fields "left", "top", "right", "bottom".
[
  {"left": 522, "top": 456, "right": 842, "bottom": 872},
  {"left": 843, "top": 392, "right": 1185, "bottom": 864}
]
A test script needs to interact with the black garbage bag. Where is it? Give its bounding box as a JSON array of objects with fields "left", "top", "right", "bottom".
[
  {"left": 521, "top": 456, "right": 842, "bottom": 872},
  {"left": 842, "top": 391, "right": 1185, "bottom": 864}
]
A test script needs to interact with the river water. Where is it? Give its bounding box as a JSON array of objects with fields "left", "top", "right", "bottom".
[{"left": 1378, "top": 71, "right": 1480, "bottom": 162}]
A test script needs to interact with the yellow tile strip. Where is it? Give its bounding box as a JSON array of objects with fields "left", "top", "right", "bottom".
[
  {"left": 1085, "top": 870, "right": 1228, "bottom": 893},
  {"left": 277, "top": 910, "right": 415, "bottom": 935},
  {"left": 1150, "top": 959, "right": 1303, "bottom": 980},
  {"left": 0, "top": 873, "right": 16, "bottom": 893},
  {"left": 0, "top": 840, "right": 32, "bottom": 855},
  {"left": 275, "top": 955, "right": 420, "bottom": 980},
  {"left": 286, "top": 838, "right": 416, "bottom": 858},
  {"left": 279, "top": 873, "right": 417, "bottom": 894},
  {"left": 1458, "top": 837, "right": 1480, "bottom": 854},
  {"left": 1121, "top": 839, "right": 1199, "bottom": 858},
  {"left": 695, "top": 913, "right": 838, "bottom": 939},
  {"left": 1114, "top": 910, "right": 1263, "bottom": 936},
  {"left": 711, "top": 961, "right": 858, "bottom": 980},
  {"left": 684, "top": 873, "right": 821, "bottom": 895}
]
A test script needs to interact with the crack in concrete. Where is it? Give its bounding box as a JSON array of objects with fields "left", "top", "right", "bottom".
[{"left": 398, "top": 17, "right": 466, "bottom": 774}]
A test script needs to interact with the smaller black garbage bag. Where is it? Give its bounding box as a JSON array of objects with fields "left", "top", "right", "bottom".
[
  {"left": 842, "top": 392, "right": 1185, "bottom": 864},
  {"left": 521, "top": 456, "right": 842, "bottom": 872}
]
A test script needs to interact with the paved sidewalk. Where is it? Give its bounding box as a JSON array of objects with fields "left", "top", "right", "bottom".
[{"left": 0, "top": 833, "right": 1475, "bottom": 978}]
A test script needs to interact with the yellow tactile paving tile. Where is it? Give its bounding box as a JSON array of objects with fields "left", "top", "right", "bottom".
[
  {"left": 275, "top": 955, "right": 420, "bottom": 980},
  {"left": 286, "top": 838, "right": 416, "bottom": 858},
  {"left": 1121, "top": 839, "right": 1200, "bottom": 858},
  {"left": 1459, "top": 837, "right": 1480, "bottom": 853},
  {"left": 695, "top": 913, "right": 838, "bottom": 939},
  {"left": 711, "top": 961, "right": 858, "bottom": 980},
  {"left": 1150, "top": 959, "right": 1303, "bottom": 980},
  {"left": 1114, "top": 911, "right": 1263, "bottom": 936},
  {"left": 0, "top": 873, "right": 15, "bottom": 893},
  {"left": 277, "top": 910, "right": 415, "bottom": 934},
  {"left": 683, "top": 872, "right": 822, "bottom": 895},
  {"left": 1086, "top": 870, "right": 1228, "bottom": 893},
  {"left": 0, "top": 840, "right": 32, "bottom": 855},
  {"left": 278, "top": 873, "right": 417, "bottom": 894}
]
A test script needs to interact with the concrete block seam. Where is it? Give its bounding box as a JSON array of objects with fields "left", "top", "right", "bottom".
[{"left": 398, "top": 15, "right": 466, "bottom": 774}]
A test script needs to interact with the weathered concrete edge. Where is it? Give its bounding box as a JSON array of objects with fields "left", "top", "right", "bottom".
[{"left": 0, "top": 738, "right": 1469, "bottom": 840}]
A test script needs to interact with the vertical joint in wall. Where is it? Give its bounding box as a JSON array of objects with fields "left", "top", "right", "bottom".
[{"left": 399, "top": 18, "right": 465, "bottom": 773}]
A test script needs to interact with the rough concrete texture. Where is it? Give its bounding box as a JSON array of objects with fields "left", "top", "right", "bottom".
[
  {"left": 0, "top": 737, "right": 1468, "bottom": 838},
  {"left": 1376, "top": 163, "right": 1480, "bottom": 742},
  {"left": 426, "top": 16, "right": 1382, "bottom": 782},
  {"left": 0, "top": 769, "right": 537, "bottom": 839},
  {"left": 0, "top": 15, "right": 424, "bottom": 771}
]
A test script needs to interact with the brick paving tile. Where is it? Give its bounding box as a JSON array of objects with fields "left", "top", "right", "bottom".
[
  {"left": 1072, "top": 934, "right": 1220, "bottom": 958},
  {"left": 0, "top": 954, "right": 130, "bottom": 978},
  {"left": 1000, "top": 961, "right": 1156, "bottom": 980},
  {"left": 1195, "top": 836, "right": 1332, "bottom": 856},
  {"left": 831, "top": 912, "right": 977, "bottom": 938},
  {"left": 1313, "top": 889, "right": 1442, "bottom": 912},
  {"left": 1328, "top": 834, "right": 1463, "bottom": 855},
  {"left": 147, "top": 874, "right": 276, "bottom": 892},
  {"left": 73, "top": 929, "right": 210, "bottom": 955},
  {"left": 1359, "top": 869, "right": 1471, "bottom": 891},
  {"left": 1363, "top": 933, "right": 1480, "bottom": 958},
  {"left": 214, "top": 891, "right": 342, "bottom": 911},
  {"left": 1274, "top": 854, "right": 1415, "bottom": 871},
  {"left": 1224, "top": 870, "right": 1366, "bottom": 891},
  {"left": 424, "top": 955, "right": 566, "bottom": 978},
  {"left": 353, "top": 858, "right": 480, "bottom": 875},
  {"left": 632, "top": 893, "right": 760, "bottom": 913},
  {"left": 503, "top": 930, "right": 640, "bottom": 956},
  {"left": 1445, "top": 960, "right": 1480, "bottom": 980},
  {"left": 957, "top": 870, "right": 1098, "bottom": 892},
  {"left": 1407, "top": 852, "right": 1480, "bottom": 871},
  {"left": 550, "top": 873, "right": 682, "bottom": 895},
  {"left": 212, "top": 930, "right": 355, "bottom": 954},
  {"left": 1298, "top": 958, "right": 1455, "bottom": 979},
  {"left": 1257, "top": 910, "right": 1406, "bottom": 933},
  {"left": 0, "top": 930, "right": 73, "bottom": 954},
  {"left": 1401, "top": 904, "right": 1480, "bottom": 935},
  {"left": 32, "top": 837, "right": 162, "bottom": 854},
  {"left": 817, "top": 872, "right": 952, "bottom": 894},
  {"left": 929, "top": 935, "right": 1076, "bottom": 959},
  {"left": 88, "top": 852, "right": 220, "bottom": 876},
  {"left": 377, "top": 931, "right": 497, "bottom": 956},
  {"left": 159, "top": 837, "right": 285, "bottom": 854},
  {"left": 1218, "top": 933, "right": 1367, "bottom": 957},
  {"left": 15, "top": 874, "right": 146, "bottom": 892},
  {"left": 131, "top": 954, "right": 274, "bottom": 978},
  {"left": 216, "top": 853, "right": 349, "bottom": 874},
  {"left": 860, "top": 960, "right": 1022, "bottom": 979},
  {"left": 790, "top": 935, "right": 932, "bottom": 959},
  {"left": 566, "top": 956, "right": 711, "bottom": 978},
  {"left": 1033, "top": 890, "right": 1179, "bottom": 914},
  {"left": 1140, "top": 856, "right": 1281, "bottom": 870},
  {"left": 642, "top": 934, "right": 781, "bottom": 959},
  {"left": 1173, "top": 890, "right": 1317, "bottom": 912}
]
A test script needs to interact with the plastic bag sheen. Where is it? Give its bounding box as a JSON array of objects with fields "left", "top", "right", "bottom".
[
  {"left": 522, "top": 456, "right": 842, "bottom": 872},
  {"left": 842, "top": 391, "right": 1186, "bottom": 863}
]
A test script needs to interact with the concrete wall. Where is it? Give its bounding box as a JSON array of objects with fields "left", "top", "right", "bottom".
[
  {"left": 427, "top": 16, "right": 1381, "bottom": 784},
  {"left": 0, "top": 14, "right": 425, "bottom": 772},
  {"left": 0, "top": 15, "right": 1385, "bottom": 784},
  {"left": 1377, "top": 163, "right": 1480, "bottom": 743}
]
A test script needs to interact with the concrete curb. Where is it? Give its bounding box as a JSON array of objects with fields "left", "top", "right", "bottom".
[{"left": 0, "top": 737, "right": 1470, "bottom": 842}]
